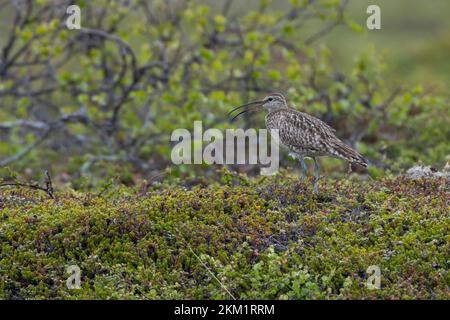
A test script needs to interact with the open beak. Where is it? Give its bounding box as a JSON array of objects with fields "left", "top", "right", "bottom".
[{"left": 228, "top": 100, "right": 264, "bottom": 122}]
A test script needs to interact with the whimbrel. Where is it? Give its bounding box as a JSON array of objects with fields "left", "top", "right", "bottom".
[{"left": 229, "top": 93, "right": 368, "bottom": 194}]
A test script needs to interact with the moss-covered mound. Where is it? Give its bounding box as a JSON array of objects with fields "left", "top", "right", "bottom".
[{"left": 0, "top": 176, "right": 448, "bottom": 299}]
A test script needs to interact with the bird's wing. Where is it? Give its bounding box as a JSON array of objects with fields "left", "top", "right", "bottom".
[
  {"left": 273, "top": 110, "right": 368, "bottom": 166},
  {"left": 299, "top": 111, "right": 336, "bottom": 133},
  {"left": 275, "top": 110, "right": 338, "bottom": 153}
]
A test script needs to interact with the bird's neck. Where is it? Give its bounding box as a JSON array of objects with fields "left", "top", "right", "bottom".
[{"left": 267, "top": 106, "right": 289, "bottom": 114}]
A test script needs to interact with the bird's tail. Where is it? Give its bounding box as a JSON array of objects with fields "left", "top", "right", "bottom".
[{"left": 332, "top": 141, "right": 368, "bottom": 168}]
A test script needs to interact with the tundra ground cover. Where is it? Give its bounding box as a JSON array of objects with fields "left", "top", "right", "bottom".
[{"left": 0, "top": 174, "right": 448, "bottom": 299}]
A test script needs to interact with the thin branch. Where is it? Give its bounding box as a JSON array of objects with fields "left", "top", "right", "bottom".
[
  {"left": 0, "top": 120, "right": 49, "bottom": 130},
  {"left": 0, "top": 127, "right": 52, "bottom": 167},
  {"left": 0, "top": 170, "right": 55, "bottom": 199},
  {"left": 304, "top": 0, "right": 349, "bottom": 45}
]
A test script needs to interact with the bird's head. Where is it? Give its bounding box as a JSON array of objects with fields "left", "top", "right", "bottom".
[
  {"left": 261, "top": 93, "right": 288, "bottom": 111},
  {"left": 229, "top": 93, "right": 288, "bottom": 121}
]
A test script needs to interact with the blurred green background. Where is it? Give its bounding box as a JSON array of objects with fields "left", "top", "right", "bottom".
[
  {"left": 205, "top": 0, "right": 450, "bottom": 91},
  {"left": 0, "top": 0, "right": 448, "bottom": 188},
  {"left": 326, "top": 0, "right": 450, "bottom": 91}
]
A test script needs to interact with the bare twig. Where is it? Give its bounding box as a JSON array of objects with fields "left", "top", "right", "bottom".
[
  {"left": 45, "top": 170, "right": 54, "bottom": 199},
  {"left": 0, "top": 170, "right": 55, "bottom": 199}
]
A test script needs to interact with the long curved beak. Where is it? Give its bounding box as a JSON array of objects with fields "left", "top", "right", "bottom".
[{"left": 228, "top": 100, "right": 264, "bottom": 122}]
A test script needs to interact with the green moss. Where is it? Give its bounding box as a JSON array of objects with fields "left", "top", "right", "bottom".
[{"left": 0, "top": 176, "right": 448, "bottom": 299}]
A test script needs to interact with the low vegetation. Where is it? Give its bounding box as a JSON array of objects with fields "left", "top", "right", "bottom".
[{"left": 1, "top": 173, "right": 448, "bottom": 299}]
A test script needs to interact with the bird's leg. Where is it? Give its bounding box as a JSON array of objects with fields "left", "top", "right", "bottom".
[
  {"left": 313, "top": 157, "right": 320, "bottom": 195},
  {"left": 299, "top": 156, "right": 307, "bottom": 181},
  {"left": 289, "top": 152, "right": 308, "bottom": 181},
  {"left": 347, "top": 162, "right": 353, "bottom": 174}
]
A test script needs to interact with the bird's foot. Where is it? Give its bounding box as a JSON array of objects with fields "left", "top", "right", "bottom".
[
  {"left": 301, "top": 172, "right": 306, "bottom": 181},
  {"left": 313, "top": 182, "right": 319, "bottom": 195}
]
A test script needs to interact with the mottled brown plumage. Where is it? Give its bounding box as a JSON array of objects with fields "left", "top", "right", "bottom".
[
  {"left": 229, "top": 93, "right": 368, "bottom": 194},
  {"left": 266, "top": 107, "right": 368, "bottom": 167}
]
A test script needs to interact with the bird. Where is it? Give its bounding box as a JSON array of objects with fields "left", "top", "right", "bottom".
[{"left": 229, "top": 93, "right": 368, "bottom": 194}]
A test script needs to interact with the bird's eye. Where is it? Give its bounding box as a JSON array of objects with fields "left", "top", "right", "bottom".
[{"left": 268, "top": 97, "right": 273, "bottom": 102}]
